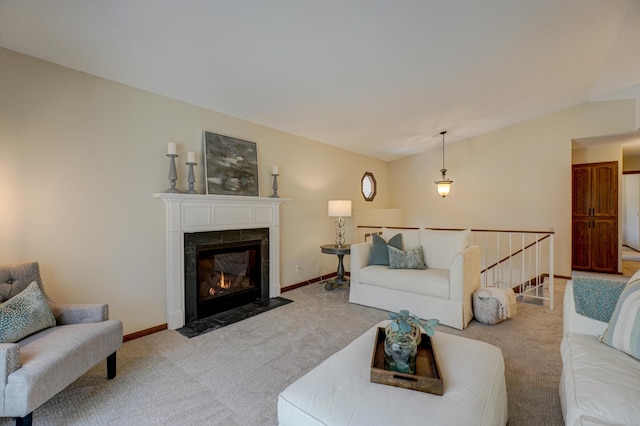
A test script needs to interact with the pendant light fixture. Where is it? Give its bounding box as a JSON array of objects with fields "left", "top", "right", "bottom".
[{"left": 434, "top": 131, "right": 453, "bottom": 198}]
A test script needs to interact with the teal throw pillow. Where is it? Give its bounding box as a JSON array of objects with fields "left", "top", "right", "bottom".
[
  {"left": 601, "top": 278, "right": 640, "bottom": 360},
  {"left": 369, "top": 233, "right": 403, "bottom": 266},
  {"left": 388, "top": 245, "right": 427, "bottom": 270},
  {"left": 0, "top": 281, "right": 56, "bottom": 343}
]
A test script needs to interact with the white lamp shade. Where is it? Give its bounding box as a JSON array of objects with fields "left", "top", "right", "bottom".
[
  {"left": 328, "top": 200, "right": 352, "bottom": 217},
  {"left": 436, "top": 181, "right": 452, "bottom": 197}
]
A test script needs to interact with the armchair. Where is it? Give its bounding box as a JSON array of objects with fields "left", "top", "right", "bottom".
[
  {"left": 0, "top": 262, "right": 123, "bottom": 426},
  {"left": 349, "top": 228, "right": 481, "bottom": 329}
]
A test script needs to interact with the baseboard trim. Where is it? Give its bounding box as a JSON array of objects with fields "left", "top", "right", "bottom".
[
  {"left": 281, "top": 272, "right": 352, "bottom": 292},
  {"left": 123, "top": 324, "right": 168, "bottom": 342}
]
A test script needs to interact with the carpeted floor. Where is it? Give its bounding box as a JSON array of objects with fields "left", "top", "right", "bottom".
[{"left": 1, "top": 280, "right": 567, "bottom": 425}]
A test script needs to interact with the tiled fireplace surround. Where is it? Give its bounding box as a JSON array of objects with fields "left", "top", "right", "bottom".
[{"left": 154, "top": 193, "right": 287, "bottom": 329}]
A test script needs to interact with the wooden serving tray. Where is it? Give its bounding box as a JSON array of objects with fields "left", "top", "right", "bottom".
[{"left": 370, "top": 327, "right": 444, "bottom": 395}]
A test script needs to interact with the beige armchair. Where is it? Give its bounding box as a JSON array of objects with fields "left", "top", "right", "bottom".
[{"left": 0, "top": 262, "right": 123, "bottom": 426}]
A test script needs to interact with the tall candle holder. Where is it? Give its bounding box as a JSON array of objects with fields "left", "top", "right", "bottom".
[
  {"left": 270, "top": 173, "right": 280, "bottom": 198},
  {"left": 185, "top": 161, "right": 198, "bottom": 194},
  {"left": 165, "top": 154, "right": 181, "bottom": 193}
]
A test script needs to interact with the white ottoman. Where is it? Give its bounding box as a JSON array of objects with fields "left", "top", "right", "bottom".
[{"left": 278, "top": 321, "right": 508, "bottom": 426}]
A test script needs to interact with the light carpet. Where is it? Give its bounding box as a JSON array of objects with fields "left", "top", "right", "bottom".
[{"left": 1, "top": 280, "right": 567, "bottom": 426}]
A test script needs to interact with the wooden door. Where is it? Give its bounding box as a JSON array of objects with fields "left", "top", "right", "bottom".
[{"left": 571, "top": 161, "right": 618, "bottom": 273}]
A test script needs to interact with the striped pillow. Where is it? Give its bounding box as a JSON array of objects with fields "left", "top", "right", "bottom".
[{"left": 601, "top": 278, "right": 640, "bottom": 360}]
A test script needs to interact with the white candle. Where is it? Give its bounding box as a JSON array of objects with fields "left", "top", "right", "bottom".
[
  {"left": 168, "top": 143, "right": 176, "bottom": 155},
  {"left": 272, "top": 165, "right": 279, "bottom": 175},
  {"left": 187, "top": 152, "right": 195, "bottom": 163}
]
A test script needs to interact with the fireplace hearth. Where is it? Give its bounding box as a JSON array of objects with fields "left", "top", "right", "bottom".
[{"left": 184, "top": 228, "right": 269, "bottom": 324}]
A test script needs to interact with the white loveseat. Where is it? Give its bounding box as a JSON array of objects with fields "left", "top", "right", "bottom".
[
  {"left": 560, "top": 275, "right": 640, "bottom": 426},
  {"left": 349, "top": 228, "right": 481, "bottom": 329}
]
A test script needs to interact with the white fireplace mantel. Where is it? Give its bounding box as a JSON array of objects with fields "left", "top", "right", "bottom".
[{"left": 153, "top": 193, "right": 290, "bottom": 329}]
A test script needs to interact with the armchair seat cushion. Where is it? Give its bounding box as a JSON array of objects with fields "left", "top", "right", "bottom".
[{"left": 359, "top": 265, "right": 449, "bottom": 299}]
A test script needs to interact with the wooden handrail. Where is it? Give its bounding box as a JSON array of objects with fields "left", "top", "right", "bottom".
[{"left": 357, "top": 225, "right": 555, "bottom": 235}]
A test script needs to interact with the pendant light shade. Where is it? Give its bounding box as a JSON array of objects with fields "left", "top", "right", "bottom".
[{"left": 434, "top": 131, "right": 453, "bottom": 198}]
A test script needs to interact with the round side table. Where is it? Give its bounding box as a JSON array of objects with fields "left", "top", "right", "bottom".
[{"left": 320, "top": 243, "right": 351, "bottom": 291}]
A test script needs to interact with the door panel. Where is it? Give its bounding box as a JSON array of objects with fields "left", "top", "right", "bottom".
[
  {"left": 572, "top": 219, "right": 591, "bottom": 270},
  {"left": 592, "top": 163, "right": 617, "bottom": 217},
  {"left": 591, "top": 220, "right": 617, "bottom": 273},
  {"left": 572, "top": 166, "right": 591, "bottom": 217}
]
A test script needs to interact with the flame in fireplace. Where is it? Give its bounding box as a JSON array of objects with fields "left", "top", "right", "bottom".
[{"left": 218, "top": 271, "right": 231, "bottom": 289}]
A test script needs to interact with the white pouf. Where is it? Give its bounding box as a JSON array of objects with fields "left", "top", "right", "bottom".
[{"left": 278, "top": 321, "right": 508, "bottom": 426}]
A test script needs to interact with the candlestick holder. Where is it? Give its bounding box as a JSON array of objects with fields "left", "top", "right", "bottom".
[
  {"left": 186, "top": 162, "right": 197, "bottom": 194},
  {"left": 270, "top": 173, "right": 280, "bottom": 198},
  {"left": 165, "top": 154, "right": 181, "bottom": 193}
]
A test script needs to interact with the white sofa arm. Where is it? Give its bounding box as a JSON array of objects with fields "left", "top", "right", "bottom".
[
  {"left": 563, "top": 280, "right": 608, "bottom": 337},
  {"left": 449, "top": 245, "right": 481, "bottom": 303},
  {"left": 350, "top": 242, "right": 371, "bottom": 284}
]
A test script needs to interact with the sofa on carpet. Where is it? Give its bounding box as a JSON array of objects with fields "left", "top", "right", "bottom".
[
  {"left": 560, "top": 271, "right": 640, "bottom": 426},
  {"left": 349, "top": 228, "right": 481, "bottom": 329},
  {"left": 0, "top": 262, "right": 123, "bottom": 426}
]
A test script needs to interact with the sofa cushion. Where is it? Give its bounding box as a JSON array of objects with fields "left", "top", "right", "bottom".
[
  {"left": 388, "top": 245, "right": 427, "bottom": 270},
  {"left": 383, "top": 228, "right": 420, "bottom": 251},
  {"left": 0, "top": 281, "right": 56, "bottom": 343},
  {"left": 560, "top": 333, "right": 640, "bottom": 425},
  {"left": 369, "top": 233, "right": 403, "bottom": 266},
  {"left": 601, "top": 277, "right": 640, "bottom": 360},
  {"left": 358, "top": 265, "right": 449, "bottom": 299},
  {"left": 420, "top": 229, "right": 471, "bottom": 270}
]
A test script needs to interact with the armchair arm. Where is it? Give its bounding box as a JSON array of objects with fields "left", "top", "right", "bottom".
[
  {"left": 350, "top": 242, "right": 372, "bottom": 284},
  {"left": 563, "top": 280, "right": 608, "bottom": 337},
  {"left": 48, "top": 301, "right": 109, "bottom": 325},
  {"left": 0, "top": 343, "right": 20, "bottom": 386},
  {"left": 449, "top": 245, "right": 481, "bottom": 302}
]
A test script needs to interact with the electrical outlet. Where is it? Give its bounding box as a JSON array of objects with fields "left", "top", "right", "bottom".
[{"left": 296, "top": 265, "right": 301, "bottom": 274}]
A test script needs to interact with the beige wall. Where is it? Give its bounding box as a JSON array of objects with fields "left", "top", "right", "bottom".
[
  {"left": 0, "top": 48, "right": 390, "bottom": 334},
  {"left": 389, "top": 100, "right": 637, "bottom": 277}
]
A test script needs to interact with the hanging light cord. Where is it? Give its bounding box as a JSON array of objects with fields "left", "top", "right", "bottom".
[{"left": 441, "top": 131, "right": 447, "bottom": 175}]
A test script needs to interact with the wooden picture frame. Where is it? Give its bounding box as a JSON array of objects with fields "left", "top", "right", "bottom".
[{"left": 203, "top": 131, "right": 259, "bottom": 196}]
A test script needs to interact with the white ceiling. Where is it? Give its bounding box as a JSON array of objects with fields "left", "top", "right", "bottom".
[{"left": 1, "top": 1, "right": 640, "bottom": 161}]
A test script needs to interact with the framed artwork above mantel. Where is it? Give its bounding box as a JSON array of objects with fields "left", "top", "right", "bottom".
[{"left": 203, "top": 131, "right": 259, "bottom": 196}]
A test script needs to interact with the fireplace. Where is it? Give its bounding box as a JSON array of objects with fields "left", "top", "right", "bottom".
[
  {"left": 184, "top": 228, "right": 269, "bottom": 323},
  {"left": 154, "top": 193, "right": 287, "bottom": 330}
]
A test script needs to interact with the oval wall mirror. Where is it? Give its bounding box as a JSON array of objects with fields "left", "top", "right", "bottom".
[{"left": 361, "top": 172, "right": 377, "bottom": 201}]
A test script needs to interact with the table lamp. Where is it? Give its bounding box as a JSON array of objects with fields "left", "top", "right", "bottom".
[{"left": 328, "top": 200, "right": 352, "bottom": 247}]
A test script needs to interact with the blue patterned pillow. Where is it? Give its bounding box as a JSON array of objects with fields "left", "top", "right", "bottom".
[
  {"left": 388, "top": 245, "right": 427, "bottom": 270},
  {"left": 601, "top": 278, "right": 640, "bottom": 360},
  {"left": 369, "top": 233, "right": 403, "bottom": 266},
  {"left": 0, "top": 281, "right": 56, "bottom": 343}
]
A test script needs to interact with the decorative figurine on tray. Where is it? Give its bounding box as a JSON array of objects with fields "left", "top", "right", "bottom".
[{"left": 384, "top": 310, "right": 439, "bottom": 374}]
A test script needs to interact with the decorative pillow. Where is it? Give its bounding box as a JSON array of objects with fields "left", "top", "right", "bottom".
[
  {"left": 382, "top": 228, "right": 419, "bottom": 251},
  {"left": 601, "top": 278, "right": 640, "bottom": 360},
  {"left": 388, "top": 245, "right": 427, "bottom": 270},
  {"left": 420, "top": 229, "right": 471, "bottom": 270},
  {"left": 369, "top": 233, "right": 403, "bottom": 266},
  {"left": 0, "top": 281, "right": 56, "bottom": 343}
]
